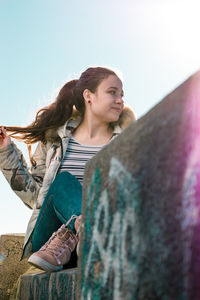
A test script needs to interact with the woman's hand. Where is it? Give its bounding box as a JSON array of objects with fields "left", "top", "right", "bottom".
[{"left": 0, "top": 127, "right": 11, "bottom": 149}]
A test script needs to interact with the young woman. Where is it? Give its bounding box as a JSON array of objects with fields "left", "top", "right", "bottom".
[{"left": 0, "top": 67, "right": 136, "bottom": 271}]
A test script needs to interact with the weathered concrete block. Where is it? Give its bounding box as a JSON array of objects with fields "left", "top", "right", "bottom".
[
  {"left": 0, "top": 234, "right": 29, "bottom": 300},
  {"left": 78, "top": 71, "right": 200, "bottom": 299},
  {"left": 17, "top": 267, "right": 77, "bottom": 300}
]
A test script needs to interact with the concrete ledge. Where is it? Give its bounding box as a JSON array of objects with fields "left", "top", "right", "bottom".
[
  {"left": 0, "top": 234, "right": 29, "bottom": 300},
  {"left": 16, "top": 267, "right": 77, "bottom": 300}
]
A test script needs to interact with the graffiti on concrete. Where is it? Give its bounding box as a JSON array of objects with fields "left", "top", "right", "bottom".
[
  {"left": 4, "top": 240, "right": 22, "bottom": 257},
  {"left": 81, "top": 157, "right": 143, "bottom": 299}
]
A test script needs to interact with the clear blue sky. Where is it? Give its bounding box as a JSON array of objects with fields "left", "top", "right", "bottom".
[{"left": 1, "top": 0, "right": 200, "bottom": 234}]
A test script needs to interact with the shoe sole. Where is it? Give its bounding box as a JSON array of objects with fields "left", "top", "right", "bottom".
[{"left": 28, "top": 254, "right": 63, "bottom": 272}]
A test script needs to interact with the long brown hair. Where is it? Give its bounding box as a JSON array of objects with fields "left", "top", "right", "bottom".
[{"left": 5, "top": 67, "right": 117, "bottom": 144}]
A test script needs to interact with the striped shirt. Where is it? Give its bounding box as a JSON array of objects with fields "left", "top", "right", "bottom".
[{"left": 58, "top": 136, "right": 104, "bottom": 184}]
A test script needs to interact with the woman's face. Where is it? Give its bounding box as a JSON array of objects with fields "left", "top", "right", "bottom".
[{"left": 87, "top": 75, "right": 124, "bottom": 123}]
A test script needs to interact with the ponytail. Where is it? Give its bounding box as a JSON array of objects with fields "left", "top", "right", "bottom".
[{"left": 6, "top": 80, "right": 79, "bottom": 144}]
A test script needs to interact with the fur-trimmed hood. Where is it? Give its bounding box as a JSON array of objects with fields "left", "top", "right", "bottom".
[{"left": 45, "top": 106, "right": 137, "bottom": 143}]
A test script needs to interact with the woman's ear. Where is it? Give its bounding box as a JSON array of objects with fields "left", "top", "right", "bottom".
[{"left": 83, "top": 89, "right": 92, "bottom": 104}]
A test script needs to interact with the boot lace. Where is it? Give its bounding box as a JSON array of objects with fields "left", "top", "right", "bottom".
[{"left": 40, "top": 215, "right": 79, "bottom": 264}]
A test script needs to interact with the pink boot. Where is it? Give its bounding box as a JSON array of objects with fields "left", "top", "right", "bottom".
[{"left": 28, "top": 216, "right": 79, "bottom": 272}]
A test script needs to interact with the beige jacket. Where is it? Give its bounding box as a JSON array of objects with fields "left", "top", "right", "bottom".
[{"left": 0, "top": 107, "right": 136, "bottom": 258}]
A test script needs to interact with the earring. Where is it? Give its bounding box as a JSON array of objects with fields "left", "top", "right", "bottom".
[{"left": 88, "top": 100, "right": 91, "bottom": 104}]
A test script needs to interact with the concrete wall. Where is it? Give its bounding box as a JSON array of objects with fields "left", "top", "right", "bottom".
[
  {"left": 16, "top": 267, "right": 77, "bottom": 300},
  {"left": 77, "top": 71, "right": 200, "bottom": 299},
  {"left": 0, "top": 234, "right": 29, "bottom": 300}
]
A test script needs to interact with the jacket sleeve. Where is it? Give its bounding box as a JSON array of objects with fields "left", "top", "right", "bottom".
[{"left": 0, "top": 141, "right": 47, "bottom": 209}]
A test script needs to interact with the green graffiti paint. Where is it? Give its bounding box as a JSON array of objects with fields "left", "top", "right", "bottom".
[{"left": 80, "top": 158, "right": 143, "bottom": 299}]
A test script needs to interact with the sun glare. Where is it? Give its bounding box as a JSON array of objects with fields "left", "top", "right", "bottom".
[
  {"left": 116, "top": 0, "right": 200, "bottom": 70},
  {"left": 150, "top": 1, "right": 200, "bottom": 65}
]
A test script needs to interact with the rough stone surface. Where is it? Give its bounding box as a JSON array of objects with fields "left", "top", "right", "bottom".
[
  {"left": 16, "top": 267, "right": 77, "bottom": 300},
  {"left": 0, "top": 233, "right": 29, "bottom": 300},
  {"left": 77, "top": 71, "right": 200, "bottom": 299}
]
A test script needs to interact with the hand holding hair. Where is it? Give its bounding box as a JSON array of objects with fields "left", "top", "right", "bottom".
[{"left": 0, "top": 126, "right": 11, "bottom": 149}]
